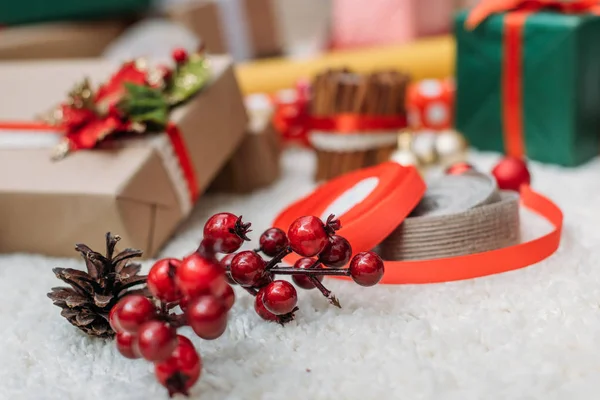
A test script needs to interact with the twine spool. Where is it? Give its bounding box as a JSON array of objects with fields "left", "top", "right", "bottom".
[{"left": 379, "top": 172, "right": 520, "bottom": 261}]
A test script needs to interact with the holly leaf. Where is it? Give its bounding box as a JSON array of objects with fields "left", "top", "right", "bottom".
[
  {"left": 119, "top": 83, "right": 169, "bottom": 128},
  {"left": 165, "top": 54, "right": 211, "bottom": 106}
]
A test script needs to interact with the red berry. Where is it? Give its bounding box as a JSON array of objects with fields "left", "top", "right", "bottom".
[
  {"left": 115, "top": 295, "right": 156, "bottom": 333},
  {"left": 176, "top": 253, "right": 228, "bottom": 299},
  {"left": 446, "top": 162, "right": 474, "bottom": 175},
  {"left": 116, "top": 331, "right": 140, "bottom": 359},
  {"left": 262, "top": 281, "right": 298, "bottom": 315},
  {"left": 292, "top": 258, "right": 323, "bottom": 290},
  {"left": 259, "top": 228, "right": 289, "bottom": 257},
  {"left": 287, "top": 216, "right": 329, "bottom": 257},
  {"left": 109, "top": 301, "right": 123, "bottom": 332},
  {"left": 319, "top": 235, "right": 352, "bottom": 268},
  {"left": 219, "top": 253, "right": 238, "bottom": 285},
  {"left": 179, "top": 296, "right": 189, "bottom": 312},
  {"left": 136, "top": 321, "right": 178, "bottom": 362},
  {"left": 349, "top": 252, "right": 384, "bottom": 287},
  {"left": 229, "top": 251, "right": 268, "bottom": 287},
  {"left": 147, "top": 258, "right": 183, "bottom": 303},
  {"left": 492, "top": 156, "right": 531, "bottom": 192},
  {"left": 203, "top": 213, "right": 251, "bottom": 254},
  {"left": 187, "top": 295, "right": 228, "bottom": 340},
  {"left": 254, "top": 289, "right": 278, "bottom": 322},
  {"left": 220, "top": 284, "right": 235, "bottom": 311},
  {"left": 155, "top": 335, "right": 201, "bottom": 397},
  {"left": 172, "top": 47, "right": 188, "bottom": 64}
]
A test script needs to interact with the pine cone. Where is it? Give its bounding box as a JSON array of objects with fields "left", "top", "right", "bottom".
[{"left": 47, "top": 233, "right": 148, "bottom": 338}]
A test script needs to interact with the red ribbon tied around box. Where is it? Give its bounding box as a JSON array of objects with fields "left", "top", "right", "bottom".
[{"left": 465, "top": 0, "right": 600, "bottom": 158}]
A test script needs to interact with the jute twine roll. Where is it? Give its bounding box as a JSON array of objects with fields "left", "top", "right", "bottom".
[{"left": 379, "top": 172, "right": 520, "bottom": 261}]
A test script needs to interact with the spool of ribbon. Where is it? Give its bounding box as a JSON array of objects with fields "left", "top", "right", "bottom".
[
  {"left": 274, "top": 162, "right": 563, "bottom": 284},
  {"left": 379, "top": 172, "right": 521, "bottom": 261},
  {"left": 465, "top": 0, "right": 600, "bottom": 158}
]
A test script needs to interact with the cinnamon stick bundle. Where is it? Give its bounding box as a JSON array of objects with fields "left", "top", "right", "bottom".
[{"left": 310, "top": 68, "right": 410, "bottom": 117}]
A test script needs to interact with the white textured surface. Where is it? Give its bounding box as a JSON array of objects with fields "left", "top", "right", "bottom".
[{"left": 0, "top": 148, "right": 597, "bottom": 400}]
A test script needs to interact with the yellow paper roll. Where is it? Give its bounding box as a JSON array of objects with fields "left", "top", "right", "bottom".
[{"left": 235, "top": 36, "right": 456, "bottom": 95}]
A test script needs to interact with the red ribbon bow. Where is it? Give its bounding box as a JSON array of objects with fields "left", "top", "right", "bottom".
[{"left": 467, "top": 0, "right": 600, "bottom": 29}]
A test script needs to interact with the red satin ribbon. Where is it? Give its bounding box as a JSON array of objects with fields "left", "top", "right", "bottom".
[
  {"left": 309, "top": 114, "right": 408, "bottom": 133},
  {"left": 0, "top": 121, "right": 199, "bottom": 204},
  {"left": 466, "top": 0, "right": 600, "bottom": 158}
]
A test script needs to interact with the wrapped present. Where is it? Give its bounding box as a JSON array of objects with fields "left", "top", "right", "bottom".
[
  {"left": 0, "top": 54, "right": 247, "bottom": 257},
  {"left": 0, "top": 20, "right": 130, "bottom": 60},
  {"left": 331, "top": 0, "right": 454, "bottom": 49},
  {"left": 455, "top": 0, "right": 480, "bottom": 10},
  {"left": 0, "top": 0, "right": 150, "bottom": 25},
  {"left": 407, "top": 78, "right": 455, "bottom": 131},
  {"left": 166, "top": 0, "right": 330, "bottom": 61},
  {"left": 455, "top": 0, "right": 600, "bottom": 166},
  {"left": 166, "top": 0, "right": 279, "bottom": 61},
  {"left": 209, "top": 93, "right": 281, "bottom": 193}
]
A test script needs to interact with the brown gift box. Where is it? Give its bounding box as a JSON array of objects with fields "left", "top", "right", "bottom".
[
  {"left": 168, "top": 0, "right": 282, "bottom": 61},
  {"left": 209, "top": 123, "right": 281, "bottom": 193},
  {"left": 0, "top": 20, "right": 131, "bottom": 60},
  {"left": 0, "top": 55, "right": 247, "bottom": 257}
]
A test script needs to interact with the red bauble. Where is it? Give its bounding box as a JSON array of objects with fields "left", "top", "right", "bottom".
[
  {"left": 491, "top": 157, "right": 531, "bottom": 192},
  {"left": 445, "top": 162, "right": 474, "bottom": 175}
]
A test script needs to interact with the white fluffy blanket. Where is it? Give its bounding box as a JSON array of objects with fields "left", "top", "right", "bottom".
[{"left": 1, "top": 149, "right": 596, "bottom": 400}]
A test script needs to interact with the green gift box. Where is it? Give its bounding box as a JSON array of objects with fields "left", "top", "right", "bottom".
[
  {"left": 455, "top": 9, "right": 600, "bottom": 166},
  {"left": 0, "top": 0, "right": 151, "bottom": 25}
]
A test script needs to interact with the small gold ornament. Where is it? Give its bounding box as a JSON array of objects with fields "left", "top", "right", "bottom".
[
  {"left": 390, "top": 131, "right": 421, "bottom": 168},
  {"left": 435, "top": 129, "right": 468, "bottom": 165},
  {"left": 412, "top": 131, "right": 438, "bottom": 165}
]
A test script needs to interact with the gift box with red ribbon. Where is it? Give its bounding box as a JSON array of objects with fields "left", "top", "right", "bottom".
[
  {"left": 455, "top": 0, "right": 600, "bottom": 166},
  {"left": 0, "top": 55, "right": 247, "bottom": 258}
]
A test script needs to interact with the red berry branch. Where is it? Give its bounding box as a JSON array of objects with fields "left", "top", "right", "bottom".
[{"left": 110, "top": 212, "right": 384, "bottom": 397}]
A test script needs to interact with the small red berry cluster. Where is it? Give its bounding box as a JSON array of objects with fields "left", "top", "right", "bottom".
[
  {"left": 110, "top": 212, "right": 384, "bottom": 397},
  {"left": 224, "top": 214, "right": 385, "bottom": 322}
]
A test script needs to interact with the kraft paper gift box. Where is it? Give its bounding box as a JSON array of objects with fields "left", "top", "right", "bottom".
[
  {"left": 166, "top": 0, "right": 330, "bottom": 61},
  {"left": 0, "top": 20, "right": 130, "bottom": 60},
  {"left": 167, "top": 0, "right": 282, "bottom": 61},
  {"left": 0, "top": 55, "right": 247, "bottom": 257},
  {"left": 209, "top": 94, "right": 281, "bottom": 193},
  {"left": 455, "top": 6, "right": 600, "bottom": 166},
  {"left": 331, "top": 0, "right": 454, "bottom": 49}
]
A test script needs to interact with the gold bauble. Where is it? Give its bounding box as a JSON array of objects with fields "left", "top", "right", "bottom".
[
  {"left": 412, "top": 130, "right": 438, "bottom": 165},
  {"left": 390, "top": 149, "right": 420, "bottom": 167},
  {"left": 435, "top": 129, "right": 468, "bottom": 165}
]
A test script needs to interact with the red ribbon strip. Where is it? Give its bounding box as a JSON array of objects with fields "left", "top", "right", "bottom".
[
  {"left": 0, "top": 122, "right": 199, "bottom": 204},
  {"left": 466, "top": 0, "right": 600, "bottom": 158},
  {"left": 309, "top": 114, "right": 408, "bottom": 133}
]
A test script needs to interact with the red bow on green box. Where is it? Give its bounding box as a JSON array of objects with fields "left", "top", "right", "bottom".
[{"left": 463, "top": 0, "right": 600, "bottom": 159}]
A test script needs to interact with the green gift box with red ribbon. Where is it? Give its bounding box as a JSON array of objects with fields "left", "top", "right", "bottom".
[{"left": 455, "top": 0, "right": 600, "bottom": 166}]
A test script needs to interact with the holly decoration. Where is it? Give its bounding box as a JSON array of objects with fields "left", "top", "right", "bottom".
[
  {"left": 105, "top": 213, "right": 384, "bottom": 397},
  {"left": 48, "top": 49, "right": 210, "bottom": 160}
]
